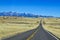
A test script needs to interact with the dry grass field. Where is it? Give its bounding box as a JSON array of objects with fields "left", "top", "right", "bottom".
[
  {"left": 43, "top": 18, "right": 60, "bottom": 38},
  {"left": 0, "top": 16, "right": 40, "bottom": 39}
]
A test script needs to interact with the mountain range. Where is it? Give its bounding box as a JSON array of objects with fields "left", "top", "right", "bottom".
[{"left": 0, "top": 12, "right": 54, "bottom": 18}]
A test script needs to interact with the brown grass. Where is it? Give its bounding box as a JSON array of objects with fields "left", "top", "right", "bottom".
[
  {"left": 0, "top": 16, "right": 40, "bottom": 39},
  {"left": 43, "top": 18, "right": 60, "bottom": 38}
]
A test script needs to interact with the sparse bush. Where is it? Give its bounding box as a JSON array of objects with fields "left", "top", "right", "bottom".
[
  {"left": 3, "top": 16, "right": 8, "bottom": 19},
  {"left": 43, "top": 21, "right": 46, "bottom": 24},
  {"left": 36, "top": 21, "right": 39, "bottom": 23}
]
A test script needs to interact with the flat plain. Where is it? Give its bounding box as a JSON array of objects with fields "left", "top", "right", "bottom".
[{"left": 0, "top": 16, "right": 40, "bottom": 39}]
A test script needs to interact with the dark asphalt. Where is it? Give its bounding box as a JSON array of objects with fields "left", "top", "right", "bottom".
[
  {"left": 2, "top": 29, "right": 36, "bottom": 40},
  {"left": 30, "top": 23, "right": 57, "bottom": 40},
  {"left": 2, "top": 22, "right": 58, "bottom": 40}
]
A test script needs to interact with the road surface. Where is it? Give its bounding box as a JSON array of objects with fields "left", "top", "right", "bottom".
[{"left": 2, "top": 22, "right": 59, "bottom": 40}]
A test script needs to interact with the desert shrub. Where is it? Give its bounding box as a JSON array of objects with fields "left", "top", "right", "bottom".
[{"left": 43, "top": 21, "right": 46, "bottom": 24}]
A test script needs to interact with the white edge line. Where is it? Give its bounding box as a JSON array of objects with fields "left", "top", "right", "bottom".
[
  {"left": 42, "top": 24, "right": 59, "bottom": 40},
  {"left": 45, "top": 30, "right": 59, "bottom": 40}
]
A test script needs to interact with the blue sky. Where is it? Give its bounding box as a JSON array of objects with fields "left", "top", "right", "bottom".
[{"left": 0, "top": 0, "right": 60, "bottom": 17}]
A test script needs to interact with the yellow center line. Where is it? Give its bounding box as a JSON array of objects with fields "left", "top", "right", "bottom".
[{"left": 27, "top": 28, "right": 39, "bottom": 40}]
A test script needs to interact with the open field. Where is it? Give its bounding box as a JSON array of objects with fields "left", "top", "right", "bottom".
[
  {"left": 43, "top": 18, "right": 60, "bottom": 38},
  {"left": 0, "top": 16, "right": 40, "bottom": 39}
]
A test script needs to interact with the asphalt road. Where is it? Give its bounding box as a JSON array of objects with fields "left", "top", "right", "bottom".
[{"left": 2, "top": 22, "right": 58, "bottom": 40}]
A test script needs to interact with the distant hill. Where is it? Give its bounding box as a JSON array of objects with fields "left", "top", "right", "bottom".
[{"left": 0, "top": 12, "right": 54, "bottom": 18}]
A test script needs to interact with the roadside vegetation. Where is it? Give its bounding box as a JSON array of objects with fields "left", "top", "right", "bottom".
[
  {"left": 43, "top": 18, "right": 60, "bottom": 38},
  {"left": 0, "top": 16, "right": 40, "bottom": 39}
]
